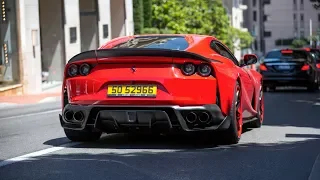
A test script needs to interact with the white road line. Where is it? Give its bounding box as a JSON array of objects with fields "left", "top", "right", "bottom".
[
  {"left": 0, "top": 109, "right": 61, "bottom": 120},
  {"left": 309, "top": 153, "right": 320, "bottom": 180},
  {"left": 0, "top": 142, "right": 81, "bottom": 168}
]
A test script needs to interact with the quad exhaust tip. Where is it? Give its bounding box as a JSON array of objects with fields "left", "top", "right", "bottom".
[
  {"left": 185, "top": 112, "right": 197, "bottom": 123},
  {"left": 73, "top": 111, "right": 85, "bottom": 121},
  {"left": 198, "top": 112, "right": 210, "bottom": 123},
  {"left": 64, "top": 110, "right": 74, "bottom": 121}
]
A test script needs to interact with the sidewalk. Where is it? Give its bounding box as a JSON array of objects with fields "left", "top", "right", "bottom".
[{"left": 0, "top": 86, "right": 61, "bottom": 107}]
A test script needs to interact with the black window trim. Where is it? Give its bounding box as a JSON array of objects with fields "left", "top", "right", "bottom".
[{"left": 210, "top": 40, "right": 239, "bottom": 66}]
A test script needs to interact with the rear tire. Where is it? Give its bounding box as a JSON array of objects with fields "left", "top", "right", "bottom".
[
  {"left": 221, "top": 81, "right": 242, "bottom": 145},
  {"left": 64, "top": 129, "right": 102, "bottom": 142},
  {"left": 307, "top": 83, "right": 319, "bottom": 92}
]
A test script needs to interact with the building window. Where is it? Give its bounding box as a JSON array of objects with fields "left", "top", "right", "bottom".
[
  {"left": 254, "top": 40, "right": 258, "bottom": 50},
  {"left": 293, "top": 0, "right": 297, "bottom": 10},
  {"left": 300, "top": 31, "right": 304, "bottom": 38},
  {"left": 253, "top": 11, "right": 257, "bottom": 21},
  {"left": 264, "top": 31, "right": 272, "bottom": 37},
  {"left": 300, "top": 0, "right": 304, "bottom": 10},
  {"left": 263, "top": 15, "right": 268, "bottom": 22},
  {"left": 252, "top": 25, "right": 256, "bottom": 36},
  {"left": 293, "top": 13, "right": 296, "bottom": 20},
  {"left": 300, "top": 14, "right": 304, "bottom": 21},
  {"left": 253, "top": 0, "right": 256, "bottom": 7},
  {"left": 0, "top": 0, "right": 20, "bottom": 88}
]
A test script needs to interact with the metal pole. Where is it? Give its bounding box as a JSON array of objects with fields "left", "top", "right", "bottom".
[{"left": 310, "top": 19, "right": 312, "bottom": 46}]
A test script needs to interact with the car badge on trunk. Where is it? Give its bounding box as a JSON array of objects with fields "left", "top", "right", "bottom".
[{"left": 131, "top": 66, "right": 136, "bottom": 73}]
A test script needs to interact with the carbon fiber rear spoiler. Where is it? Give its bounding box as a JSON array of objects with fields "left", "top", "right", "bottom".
[{"left": 68, "top": 48, "right": 218, "bottom": 64}]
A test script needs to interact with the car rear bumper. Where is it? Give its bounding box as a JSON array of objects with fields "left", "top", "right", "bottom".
[
  {"left": 59, "top": 104, "right": 231, "bottom": 133},
  {"left": 261, "top": 71, "right": 314, "bottom": 86}
]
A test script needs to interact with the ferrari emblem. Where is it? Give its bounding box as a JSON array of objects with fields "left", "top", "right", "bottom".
[{"left": 131, "top": 66, "right": 136, "bottom": 73}]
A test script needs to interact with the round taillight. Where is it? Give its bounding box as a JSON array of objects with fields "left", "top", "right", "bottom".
[
  {"left": 79, "top": 63, "right": 91, "bottom": 76},
  {"left": 68, "top": 64, "right": 78, "bottom": 77},
  {"left": 197, "top": 64, "right": 212, "bottom": 77},
  {"left": 181, "top": 63, "right": 196, "bottom": 75}
]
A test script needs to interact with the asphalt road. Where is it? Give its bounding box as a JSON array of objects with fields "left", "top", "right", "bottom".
[{"left": 0, "top": 88, "right": 320, "bottom": 180}]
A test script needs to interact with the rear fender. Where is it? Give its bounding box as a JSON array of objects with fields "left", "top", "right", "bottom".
[
  {"left": 213, "top": 62, "right": 239, "bottom": 116},
  {"left": 246, "top": 70, "right": 262, "bottom": 110},
  {"left": 254, "top": 73, "right": 263, "bottom": 111}
]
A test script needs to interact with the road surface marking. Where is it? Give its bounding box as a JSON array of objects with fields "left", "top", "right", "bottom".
[
  {"left": 0, "top": 109, "right": 61, "bottom": 120},
  {"left": 309, "top": 153, "right": 320, "bottom": 180},
  {"left": 0, "top": 142, "right": 81, "bottom": 168}
]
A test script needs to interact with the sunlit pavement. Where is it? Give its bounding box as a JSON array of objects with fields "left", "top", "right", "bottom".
[{"left": 0, "top": 88, "right": 320, "bottom": 180}]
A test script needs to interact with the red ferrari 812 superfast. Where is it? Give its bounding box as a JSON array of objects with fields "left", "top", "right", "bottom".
[{"left": 59, "top": 34, "right": 264, "bottom": 144}]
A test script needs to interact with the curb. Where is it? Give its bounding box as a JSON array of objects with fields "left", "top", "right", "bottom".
[
  {"left": 0, "top": 96, "right": 61, "bottom": 110},
  {"left": 38, "top": 96, "right": 61, "bottom": 103},
  {"left": 309, "top": 153, "right": 320, "bottom": 180}
]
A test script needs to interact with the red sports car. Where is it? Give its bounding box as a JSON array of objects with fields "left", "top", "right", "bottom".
[{"left": 59, "top": 34, "right": 264, "bottom": 144}]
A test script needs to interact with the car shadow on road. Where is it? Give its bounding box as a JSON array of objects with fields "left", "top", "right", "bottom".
[
  {"left": 44, "top": 128, "right": 254, "bottom": 150},
  {"left": 4, "top": 138, "right": 320, "bottom": 180}
]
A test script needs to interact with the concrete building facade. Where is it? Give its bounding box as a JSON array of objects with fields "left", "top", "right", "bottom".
[
  {"left": 222, "top": 0, "right": 248, "bottom": 60},
  {"left": 242, "top": 0, "right": 269, "bottom": 56},
  {"left": 264, "top": 0, "right": 319, "bottom": 53},
  {"left": 0, "top": 0, "right": 134, "bottom": 96}
]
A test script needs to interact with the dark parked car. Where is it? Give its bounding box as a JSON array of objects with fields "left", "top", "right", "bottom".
[
  {"left": 304, "top": 48, "right": 320, "bottom": 69},
  {"left": 258, "top": 48, "right": 320, "bottom": 92}
]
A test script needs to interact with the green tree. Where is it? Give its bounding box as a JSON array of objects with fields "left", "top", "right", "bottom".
[
  {"left": 291, "top": 39, "right": 307, "bottom": 48},
  {"left": 141, "top": 28, "right": 160, "bottom": 34},
  {"left": 149, "top": 0, "right": 252, "bottom": 51},
  {"left": 230, "top": 28, "right": 254, "bottom": 50},
  {"left": 151, "top": 0, "right": 236, "bottom": 48},
  {"left": 152, "top": 0, "right": 189, "bottom": 33},
  {"left": 133, "top": 0, "right": 144, "bottom": 34},
  {"left": 160, "top": 28, "right": 174, "bottom": 34},
  {"left": 206, "top": 0, "right": 233, "bottom": 48},
  {"left": 143, "top": 0, "right": 153, "bottom": 28}
]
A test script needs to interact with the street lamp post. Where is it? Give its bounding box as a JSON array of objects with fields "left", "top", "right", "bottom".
[{"left": 310, "top": 19, "right": 313, "bottom": 46}]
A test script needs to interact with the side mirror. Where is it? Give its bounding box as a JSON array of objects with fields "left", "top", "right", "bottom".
[{"left": 241, "top": 54, "right": 258, "bottom": 67}]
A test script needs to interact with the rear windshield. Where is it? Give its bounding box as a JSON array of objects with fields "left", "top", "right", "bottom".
[
  {"left": 264, "top": 50, "right": 308, "bottom": 62},
  {"left": 112, "top": 36, "right": 189, "bottom": 50}
]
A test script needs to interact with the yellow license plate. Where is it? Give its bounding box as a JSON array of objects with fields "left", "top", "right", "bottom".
[{"left": 107, "top": 85, "right": 157, "bottom": 97}]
